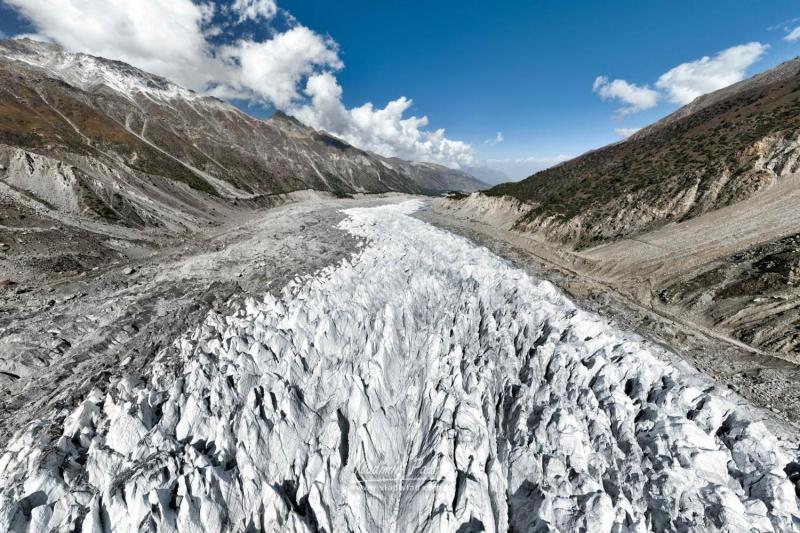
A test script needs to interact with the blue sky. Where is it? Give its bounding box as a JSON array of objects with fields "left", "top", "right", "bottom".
[
  {"left": 279, "top": 1, "right": 800, "bottom": 161},
  {"left": 1, "top": 1, "right": 800, "bottom": 178}
]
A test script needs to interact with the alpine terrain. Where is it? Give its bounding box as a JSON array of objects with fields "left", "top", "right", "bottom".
[
  {"left": 0, "top": 38, "right": 483, "bottom": 230},
  {"left": 2, "top": 200, "right": 799, "bottom": 532},
  {"left": 1, "top": 8, "right": 800, "bottom": 533},
  {"left": 436, "top": 57, "right": 800, "bottom": 359}
]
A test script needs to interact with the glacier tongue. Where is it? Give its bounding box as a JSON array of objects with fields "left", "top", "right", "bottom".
[{"left": 1, "top": 199, "right": 799, "bottom": 532}]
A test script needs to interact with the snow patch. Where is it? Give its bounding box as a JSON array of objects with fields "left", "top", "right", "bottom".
[{"left": 0, "top": 39, "right": 201, "bottom": 102}]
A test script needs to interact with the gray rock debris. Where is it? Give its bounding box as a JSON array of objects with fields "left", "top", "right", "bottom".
[{"left": 1, "top": 200, "right": 798, "bottom": 532}]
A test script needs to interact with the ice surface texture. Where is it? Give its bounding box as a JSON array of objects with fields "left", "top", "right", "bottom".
[{"left": 1, "top": 200, "right": 799, "bottom": 532}]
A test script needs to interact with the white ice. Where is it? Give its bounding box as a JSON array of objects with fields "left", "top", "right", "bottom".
[{"left": 1, "top": 200, "right": 799, "bottom": 532}]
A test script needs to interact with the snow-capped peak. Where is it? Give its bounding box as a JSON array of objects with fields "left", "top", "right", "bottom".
[{"left": 0, "top": 38, "right": 200, "bottom": 102}]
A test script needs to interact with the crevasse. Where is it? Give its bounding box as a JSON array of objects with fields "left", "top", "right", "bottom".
[{"left": 1, "top": 200, "right": 798, "bottom": 532}]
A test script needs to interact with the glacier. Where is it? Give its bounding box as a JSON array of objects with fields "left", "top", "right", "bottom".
[{"left": 1, "top": 199, "right": 799, "bottom": 532}]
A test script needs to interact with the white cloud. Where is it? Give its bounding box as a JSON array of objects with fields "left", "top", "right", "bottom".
[
  {"left": 4, "top": 0, "right": 222, "bottom": 90},
  {"left": 592, "top": 76, "right": 660, "bottom": 115},
  {"left": 614, "top": 127, "right": 640, "bottom": 139},
  {"left": 784, "top": 26, "right": 800, "bottom": 41},
  {"left": 291, "top": 72, "right": 474, "bottom": 167},
  {"left": 484, "top": 132, "right": 504, "bottom": 146},
  {"left": 3, "top": 0, "right": 475, "bottom": 167},
  {"left": 231, "top": 0, "right": 277, "bottom": 22},
  {"left": 478, "top": 155, "right": 572, "bottom": 180},
  {"left": 220, "top": 27, "right": 342, "bottom": 108},
  {"left": 655, "top": 42, "right": 768, "bottom": 104},
  {"left": 594, "top": 42, "right": 768, "bottom": 116}
]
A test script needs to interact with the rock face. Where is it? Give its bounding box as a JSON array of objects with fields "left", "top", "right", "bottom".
[
  {"left": 486, "top": 57, "right": 800, "bottom": 249},
  {"left": 2, "top": 201, "right": 798, "bottom": 532},
  {"left": 0, "top": 38, "right": 484, "bottom": 230},
  {"left": 435, "top": 191, "right": 534, "bottom": 231},
  {"left": 657, "top": 233, "right": 800, "bottom": 353},
  {"left": 434, "top": 184, "right": 800, "bottom": 356}
]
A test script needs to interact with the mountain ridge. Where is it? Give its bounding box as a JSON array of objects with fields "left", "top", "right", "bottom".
[
  {"left": 0, "top": 38, "right": 485, "bottom": 232},
  {"left": 484, "top": 55, "right": 800, "bottom": 248},
  {"left": 435, "top": 57, "right": 800, "bottom": 356}
]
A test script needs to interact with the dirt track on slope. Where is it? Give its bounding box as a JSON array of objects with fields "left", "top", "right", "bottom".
[{"left": 584, "top": 173, "right": 800, "bottom": 286}]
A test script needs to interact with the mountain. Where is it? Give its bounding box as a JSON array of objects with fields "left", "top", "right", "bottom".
[
  {"left": 436, "top": 59, "right": 800, "bottom": 356},
  {"left": 462, "top": 164, "right": 512, "bottom": 185},
  {"left": 0, "top": 38, "right": 484, "bottom": 231},
  {"left": 386, "top": 158, "right": 486, "bottom": 192},
  {"left": 487, "top": 56, "right": 800, "bottom": 249}
]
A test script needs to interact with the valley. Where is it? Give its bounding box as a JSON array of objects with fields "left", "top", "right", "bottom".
[
  {"left": 2, "top": 198, "right": 798, "bottom": 532},
  {"left": 1, "top": 20, "right": 800, "bottom": 532}
]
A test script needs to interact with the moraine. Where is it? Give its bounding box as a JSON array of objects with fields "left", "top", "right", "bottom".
[{"left": 1, "top": 200, "right": 799, "bottom": 532}]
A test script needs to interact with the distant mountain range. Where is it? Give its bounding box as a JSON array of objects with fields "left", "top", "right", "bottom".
[
  {"left": 0, "top": 38, "right": 485, "bottom": 230},
  {"left": 462, "top": 165, "right": 512, "bottom": 185}
]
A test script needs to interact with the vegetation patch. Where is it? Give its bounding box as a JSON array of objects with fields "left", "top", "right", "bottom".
[{"left": 487, "top": 66, "right": 800, "bottom": 244}]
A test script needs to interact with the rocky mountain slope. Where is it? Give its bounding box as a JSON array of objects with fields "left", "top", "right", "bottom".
[
  {"left": 658, "top": 232, "right": 800, "bottom": 353},
  {"left": 2, "top": 37, "right": 799, "bottom": 532},
  {"left": 435, "top": 59, "right": 800, "bottom": 357},
  {"left": 0, "top": 38, "right": 483, "bottom": 232},
  {"left": 487, "top": 57, "right": 800, "bottom": 249},
  {"left": 385, "top": 158, "right": 486, "bottom": 193}
]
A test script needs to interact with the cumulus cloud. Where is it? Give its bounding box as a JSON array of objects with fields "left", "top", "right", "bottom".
[
  {"left": 3, "top": 0, "right": 475, "bottom": 167},
  {"left": 291, "top": 73, "right": 473, "bottom": 167},
  {"left": 220, "top": 27, "right": 342, "bottom": 108},
  {"left": 592, "top": 76, "right": 660, "bottom": 115},
  {"left": 594, "top": 42, "right": 769, "bottom": 118},
  {"left": 655, "top": 42, "right": 768, "bottom": 104},
  {"left": 231, "top": 0, "right": 277, "bottom": 22},
  {"left": 614, "top": 127, "right": 640, "bottom": 139}
]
